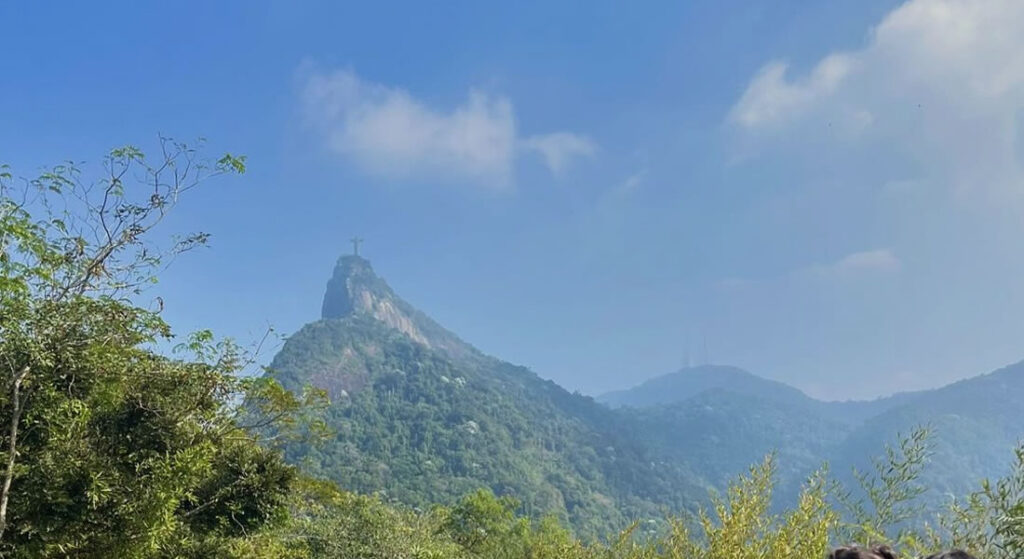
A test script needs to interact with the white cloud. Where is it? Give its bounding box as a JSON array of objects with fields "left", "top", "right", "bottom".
[
  {"left": 729, "top": 0, "right": 1024, "bottom": 200},
  {"left": 730, "top": 54, "right": 855, "bottom": 128},
  {"left": 301, "top": 68, "right": 595, "bottom": 188},
  {"left": 522, "top": 132, "right": 596, "bottom": 175},
  {"left": 805, "top": 249, "right": 902, "bottom": 279}
]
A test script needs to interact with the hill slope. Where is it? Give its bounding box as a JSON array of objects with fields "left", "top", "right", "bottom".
[
  {"left": 270, "top": 256, "right": 704, "bottom": 536},
  {"left": 602, "top": 363, "right": 1024, "bottom": 507},
  {"left": 599, "top": 365, "right": 816, "bottom": 410},
  {"left": 271, "top": 254, "right": 1024, "bottom": 534},
  {"left": 833, "top": 362, "right": 1024, "bottom": 497}
]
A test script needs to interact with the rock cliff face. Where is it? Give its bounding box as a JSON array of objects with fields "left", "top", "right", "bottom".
[{"left": 319, "top": 255, "right": 474, "bottom": 360}]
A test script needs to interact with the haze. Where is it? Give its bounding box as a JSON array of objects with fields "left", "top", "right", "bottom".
[{"left": 4, "top": 0, "right": 1023, "bottom": 400}]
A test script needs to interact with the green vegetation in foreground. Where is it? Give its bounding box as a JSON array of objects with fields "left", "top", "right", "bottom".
[
  {"left": 0, "top": 143, "right": 1021, "bottom": 558},
  {"left": 257, "top": 436, "right": 1024, "bottom": 559},
  {"left": 0, "top": 143, "right": 323, "bottom": 556}
]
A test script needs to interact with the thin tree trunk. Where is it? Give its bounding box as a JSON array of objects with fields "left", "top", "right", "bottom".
[{"left": 0, "top": 365, "right": 30, "bottom": 542}]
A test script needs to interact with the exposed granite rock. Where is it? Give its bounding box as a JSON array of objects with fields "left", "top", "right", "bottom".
[{"left": 320, "top": 255, "right": 476, "bottom": 360}]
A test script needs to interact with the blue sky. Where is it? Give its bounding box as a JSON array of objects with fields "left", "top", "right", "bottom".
[{"left": 4, "top": 0, "right": 1024, "bottom": 399}]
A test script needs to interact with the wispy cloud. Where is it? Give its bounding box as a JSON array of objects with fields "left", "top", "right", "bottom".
[
  {"left": 803, "top": 249, "right": 902, "bottom": 279},
  {"left": 718, "top": 249, "right": 901, "bottom": 289},
  {"left": 521, "top": 132, "right": 596, "bottom": 176},
  {"left": 300, "top": 67, "right": 595, "bottom": 188},
  {"left": 616, "top": 168, "right": 646, "bottom": 195}
]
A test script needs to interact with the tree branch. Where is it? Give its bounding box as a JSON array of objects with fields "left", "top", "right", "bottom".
[{"left": 0, "top": 365, "right": 31, "bottom": 542}]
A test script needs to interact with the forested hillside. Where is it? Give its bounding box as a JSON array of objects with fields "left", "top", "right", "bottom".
[
  {"left": 603, "top": 363, "right": 1024, "bottom": 507},
  {"left": 271, "top": 256, "right": 706, "bottom": 536},
  {"left": 270, "top": 253, "right": 1024, "bottom": 536}
]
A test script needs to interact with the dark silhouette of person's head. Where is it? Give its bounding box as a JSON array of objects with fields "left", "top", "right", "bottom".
[
  {"left": 828, "top": 545, "right": 899, "bottom": 559},
  {"left": 922, "top": 552, "right": 977, "bottom": 559}
]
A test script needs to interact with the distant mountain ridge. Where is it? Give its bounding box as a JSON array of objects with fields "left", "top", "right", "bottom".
[
  {"left": 600, "top": 362, "right": 1024, "bottom": 502},
  {"left": 270, "top": 254, "right": 1024, "bottom": 535},
  {"left": 597, "top": 365, "right": 923, "bottom": 425},
  {"left": 598, "top": 365, "right": 817, "bottom": 410}
]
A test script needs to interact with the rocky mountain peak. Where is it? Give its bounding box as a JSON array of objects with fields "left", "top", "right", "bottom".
[
  {"left": 319, "top": 254, "right": 475, "bottom": 359},
  {"left": 321, "top": 255, "right": 386, "bottom": 319}
]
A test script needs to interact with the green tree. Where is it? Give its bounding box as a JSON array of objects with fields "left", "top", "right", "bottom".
[
  {"left": 268, "top": 477, "right": 469, "bottom": 559},
  {"left": 0, "top": 140, "right": 316, "bottom": 557},
  {"left": 832, "top": 426, "right": 933, "bottom": 551},
  {"left": 934, "top": 445, "right": 1024, "bottom": 559}
]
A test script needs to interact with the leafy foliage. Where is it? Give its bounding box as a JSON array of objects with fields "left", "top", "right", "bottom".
[
  {"left": 0, "top": 142, "right": 316, "bottom": 557},
  {"left": 261, "top": 439, "right": 1024, "bottom": 559},
  {"left": 934, "top": 445, "right": 1024, "bottom": 558}
]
